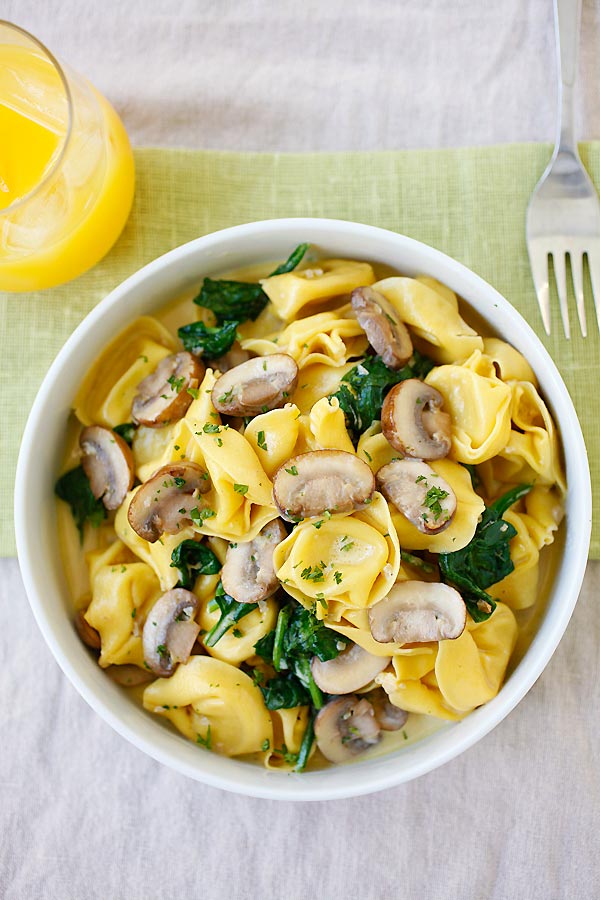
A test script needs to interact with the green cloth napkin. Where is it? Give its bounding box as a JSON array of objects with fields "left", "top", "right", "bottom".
[{"left": 2, "top": 144, "right": 598, "bottom": 557}]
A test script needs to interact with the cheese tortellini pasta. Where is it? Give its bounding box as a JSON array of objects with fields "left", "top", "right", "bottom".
[{"left": 57, "top": 246, "right": 565, "bottom": 772}]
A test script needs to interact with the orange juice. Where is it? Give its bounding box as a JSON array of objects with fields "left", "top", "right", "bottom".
[{"left": 0, "top": 32, "right": 135, "bottom": 292}]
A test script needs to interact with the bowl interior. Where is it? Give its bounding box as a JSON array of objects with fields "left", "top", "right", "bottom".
[{"left": 15, "top": 218, "right": 591, "bottom": 800}]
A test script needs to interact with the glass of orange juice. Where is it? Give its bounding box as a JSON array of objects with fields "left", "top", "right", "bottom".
[{"left": 0, "top": 21, "right": 135, "bottom": 291}]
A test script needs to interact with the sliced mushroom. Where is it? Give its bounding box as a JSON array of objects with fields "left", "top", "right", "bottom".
[
  {"left": 273, "top": 450, "right": 375, "bottom": 521},
  {"left": 351, "top": 286, "right": 413, "bottom": 369},
  {"left": 142, "top": 588, "right": 200, "bottom": 676},
  {"left": 221, "top": 519, "right": 287, "bottom": 604},
  {"left": 311, "top": 642, "right": 390, "bottom": 694},
  {"left": 381, "top": 379, "right": 452, "bottom": 459},
  {"left": 207, "top": 341, "right": 252, "bottom": 373},
  {"left": 75, "top": 610, "right": 101, "bottom": 650},
  {"left": 132, "top": 352, "right": 204, "bottom": 427},
  {"left": 80, "top": 425, "right": 134, "bottom": 510},
  {"left": 211, "top": 353, "right": 298, "bottom": 416},
  {"left": 127, "top": 462, "right": 210, "bottom": 542},
  {"left": 369, "top": 581, "right": 466, "bottom": 644},
  {"left": 106, "top": 664, "right": 154, "bottom": 687},
  {"left": 314, "top": 696, "right": 381, "bottom": 764},
  {"left": 365, "top": 688, "right": 408, "bottom": 731},
  {"left": 376, "top": 459, "right": 456, "bottom": 534}
]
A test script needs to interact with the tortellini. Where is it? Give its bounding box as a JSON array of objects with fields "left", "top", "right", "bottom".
[
  {"left": 274, "top": 493, "right": 400, "bottom": 618},
  {"left": 143, "top": 657, "right": 273, "bottom": 757},
  {"left": 426, "top": 350, "right": 512, "bottom": 464},
  {"left": 74, "top": 317, "right": 176, "bottom": 427},
  {"left": 242, "top": 308, "right": 368, "bottom": 369},
  {"left": 377, "top": 603, "right": 518, "bottom": 718},
  {"left": 85, "top": 561, "right": 162, "bottom": 668},
  {"left": 59, "top": 250, "right": 566, "bottom": 771},
  {"left": 374, "top": 276, "right": 483, "bottom": 363},
  {"left": 261, "top": 259, "right": 375, "bottom": 320}
]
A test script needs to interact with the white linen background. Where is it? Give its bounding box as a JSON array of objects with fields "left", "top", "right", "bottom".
[{"left": 2, "top": 1, "right": 600, "bottom": 898}]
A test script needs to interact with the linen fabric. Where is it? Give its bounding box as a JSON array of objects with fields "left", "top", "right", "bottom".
[{"left": 1, "top": 1, "right": 599, "bottom": 898}]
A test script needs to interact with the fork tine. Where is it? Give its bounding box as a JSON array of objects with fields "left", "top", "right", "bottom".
[
  {"left": 552, "top": 252, "right": 570, "bottom": 339},
  {"left": 587, "top": 251, "right": 600, "bottom": 334},
  {"left": 570, "top": 251, "right": 587, "bottom": 337},
  {"left": 529, "top": 248, "right": 551, "bottom": 335}
]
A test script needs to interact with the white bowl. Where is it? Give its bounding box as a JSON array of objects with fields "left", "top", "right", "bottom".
[{"left": 14, "top": 218, "right": 591, "bottom": 800}]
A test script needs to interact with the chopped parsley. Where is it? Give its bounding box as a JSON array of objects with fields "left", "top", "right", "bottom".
[
  {"left": 423, "top": 485, "right": 450, "bottom": 521},
  {"left": 196, "top": 726, "right": 212, "bottom": 750},
  {"left": 300, "top": 565, "right": 325, "bottom": 583},
  {"left": 190, "top": 507, "right": 216, "bottom": 526},
  {"left": 167, "top": 374, "right": 185, "bottom": 393}
]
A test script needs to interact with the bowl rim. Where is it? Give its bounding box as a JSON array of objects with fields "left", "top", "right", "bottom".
[{"left": 14, "top": 217, "right": 592, "bottom": 800}]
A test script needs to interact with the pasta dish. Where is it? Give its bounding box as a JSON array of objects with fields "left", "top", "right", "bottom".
[{"left": 55, "top": 245, "right": 565, "bottom": 770}]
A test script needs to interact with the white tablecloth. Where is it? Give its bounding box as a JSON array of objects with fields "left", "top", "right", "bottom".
[{"left": 3, "top": 2, "right": 600, "bottom": 898}]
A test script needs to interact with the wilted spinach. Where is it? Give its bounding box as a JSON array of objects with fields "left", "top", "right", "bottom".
[
  {"left": 204, "top": 582, "right": 257, "bottom": 647},
  {"left": 254, "top": 602, "right": 348, "bottom": 710},
  {"left": 193, "top": 243, "right": 309, "bottom": 326},
  {"left": 332, "top": 351, "right": 435, "bottom": 438},
  {"left": 170, "top": 539, "right": 221, "bottom": 590},
  {"left": 55, "top": 466, "right": 106, "bottom": 540},
  {"left": 178, "top": 320, "right": 239, "bottom": 359},
  {"left": 438, "top": 484, "right": 532, "bottom": 622}
]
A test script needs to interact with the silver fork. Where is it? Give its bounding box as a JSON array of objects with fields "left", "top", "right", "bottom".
[{"left": 526, "top": 0, "right": 600, "bottom": 338}]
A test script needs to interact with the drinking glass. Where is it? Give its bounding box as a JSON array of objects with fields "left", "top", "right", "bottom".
[{"left": 0, "top": 21, "right": 135, "bottom": 291}]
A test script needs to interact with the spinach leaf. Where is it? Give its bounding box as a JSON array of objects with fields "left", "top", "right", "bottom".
[
  {"left": 284, "top": 605, "right": 345, "bottom": 662},
  {"left": 113, "top": 423, "right": 137, "bottom": 445},
  {"left": 170, "top": 540, "right": 221, "bottom": 590},
  {"left": 178, "top": 320, "right": 238, "bottom": 359},
  {"left": 269, "top": 242, "right": 310, "bottom": 276},
  {"left": 438, "top": 484, "right": 532, "bottom": 622},
  {"left": 332, "top": 350, "right": 435, "bottom": 438},
  {"left": 193, "top": 243, "right": 309, "bottom": 325},
  {"left": 294, "top": 710, "right": 316, "bottom": 772},
  {"left": 55, "top": 466, "right": 106, "bottom": 540},
  {"left": 254, "top": 602, "right": 349, "bottom": 710},
  {"left": 260, "top": 673, "right": 311, "bottom": 710},
  {"left": 204, "top": 582, "right": 257, "bottom": 647}
]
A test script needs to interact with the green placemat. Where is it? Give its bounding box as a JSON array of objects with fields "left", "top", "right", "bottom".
[{"left": 2, "top": 144, "right": 598, "bottom": 557}]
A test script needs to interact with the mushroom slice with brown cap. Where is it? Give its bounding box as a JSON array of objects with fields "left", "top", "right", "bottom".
[
  {"left": 143, "top": 588, "right": 200, "bottom": 677},
  {"left": 211, "top": 353, "right": 298, "bottom": 417},
  {"left": 127, "top": 462, "right": 210, "bottom": 543},
  {"left": 273, "top": 450, "right": 375, "bottom": 521},
  {"left": 74, "top": 610, "right": 101, "bottom": 650},
  {"left": 221, "top": 519, "right": 287, "bottom": 603},
  {"left": 351, "top": 286, "right": 413, "bottom": 369},
  {"left": 311, "top": 642, "right": 391, "bottom": 694},
  {"left": 314, "top": 696, "right": 381, "bottom": 764},
  {"left": 364, "top": 688, "right": 408, "bottom": 731},
  {"left": 376, "top": 459, "right": 456, "bottom": 534},
  {"left": 381, "top": 379, "right": 452, "bottom": 460},
  {"left": 369, "top": 581, "right": 466, "bottom": 644},
  {"left": 132, "top": 352, "right": 204, "bottom": 427},
  {"left": 80, "top": 425, "right": 134, "bottom": 510}
]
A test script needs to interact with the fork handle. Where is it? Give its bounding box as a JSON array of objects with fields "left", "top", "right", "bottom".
[{"left": 554, "top": 0, "right": 582, "bottom": 155}]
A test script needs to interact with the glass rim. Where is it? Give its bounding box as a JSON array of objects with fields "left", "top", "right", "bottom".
[{"left": 0, "top": 20, "right": 73, "bottom": 215}]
